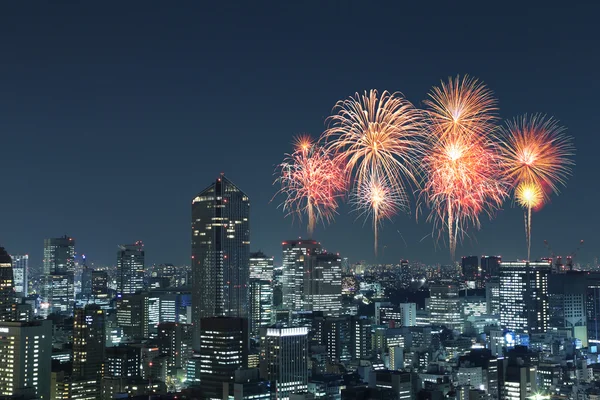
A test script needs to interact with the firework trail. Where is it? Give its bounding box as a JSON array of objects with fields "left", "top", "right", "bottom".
[
  {"left": 420, "top": 75, "right": 507, "bottom": 260},
  {"left": 500, "top": 114, "right": 574, "bottom": 259},
  {"left": 515, "top": 181, "right": 544, "bottom": 260},
  {"left": 322, "top": 89, "right": 425, "bottom": 251},
  {"left": 351, "top": 172, "right": 401, "bottom": 255},
  {"left": 274, "top": 136, "right": 346, "bottom": 234}
]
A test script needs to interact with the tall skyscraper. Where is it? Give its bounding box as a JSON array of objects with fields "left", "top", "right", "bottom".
[
  {"left": 0, "top": 247, "right": 14, "bottom": 321},
  {"left": 192, "top": 175, "right": 250, "bottom": 349},
  {"left": 92, "top": 270, "right": 109, "bottom": 299},
  {"left": 199, "top": 317, "right": 248, "bottom": 400},
  {"left": 303, "top": 252, "right": 342, "bottom": 316},
  {"left": 249, "top": 251, "right": 274, "bottom": 281},
  {"left": 0, "top": 320, "right": 52, "bottom": 399},
  {"left": 461, "top": 256, "right": 479, "bottom": 281},
  {"left": 428, "top": 282, "right": 462, "bottom": 332},
  {"left": 249, "top": 279, "right": 273, "bottom": 338},
  {"left": 281, "top": 239, "right": 321, "bottom": 311},
  {"left": 117, "top": 241, "right": 145, "bottom": 295},
  {"left": 260, "top": 326, "right": 309, "bottom": 400},
  {"left": 43, "top": 235, "right": 75, "bottom": 274},
  {"left": 481, "top": 255, "right": 501, "bottom": 279},
  {"left": 10, "top": 254, "right": 28, "bottom": 297},
  {"left": 499, "top": 260, "right": 551, "bottom": 334},
  {"left": 73, "top": 304, "right": 105, "bottom": 396}
]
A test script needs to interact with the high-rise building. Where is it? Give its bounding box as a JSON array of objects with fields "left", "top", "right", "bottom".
[
  {"left": 281, "top": 239, "right": 321, "bottom": 311},
  {"left": 486, "top": 278, "right": 500, "bottom": 315},
  {"left": 117, "top": 241, "right": 145, "bottom": 295},
  {"left": 157, "top": 322, "right": 193, "bottom": 376},
  {"left": 104, "top": 345, "right": 141, "bottom": 378},
  {"left": 10, "top": 254, "right": 28, "bottom": 297},
  {"left": 499, "top": 261, "right": 551, "bottom": 334},
  {"left": 199, "top": 317, "right": 248, "bottom": 400},
  {"left": 46, "top": 272, "right": 74, "bottom": 315},
  {"left": 92, "top": 270, "right": 109, "bottom": 299},
  {"left": 249, "top": 279, "right": 273, "bottom": 338},
  {"left": 73, "top": 304, "right": 105, "bottom": 398},
  {"left": 80, "top": 263, "right": 93, "bottom": 300},
  {"left": 399, "top": 303, "right": 417, "bottom": 327},
  {"left": 481, "top": 256, "right": 501, "bottom": 279},
  {"left": 191, "top": 175, "right": 250, "bottom": 349},
  {"left": 43, "top": 235, "right": 75, "bottom": 274},
  {"left": 461, "top": 256, "right": 479, "bottom": 281},
  {"left": 0, "top": 247, "right": 14, "bottom": 321},
  {"left": 350, "top": 316, "right": 372, "bottom": 360},
  {"left": 400, "top": 260, "right": 411, "bottom": 287},
  {"left": 548, "top": 271, "right": 588, "bottom": 346},
  {"left": 369, "top": 370, "right": 413, "bottom": 400},
  {"left": 116, "top": 293, "right": 149, "bottom": 340},
  {"left": 0, "top": 320, "right": 52, "bottom": 399},
  {"left": 250, "top": 251, "right": 274, "bottom": 281},
  {"left": 428, "top": 282, "right": 462, "bottom": 332},
  {"left": 260, "top": 326, "right": 309, "bottom": 400},
  {"left": 303, "top": 253, "right": 342, "bottom": 316}
]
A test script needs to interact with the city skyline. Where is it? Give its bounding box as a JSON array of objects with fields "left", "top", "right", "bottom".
[{"left": 0, "top": 3, "right": 597, "bottom": 267}]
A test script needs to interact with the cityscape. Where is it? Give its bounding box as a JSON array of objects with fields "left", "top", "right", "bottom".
[{"left": 0, "top": 3, "right": 597, "bottom": 400}]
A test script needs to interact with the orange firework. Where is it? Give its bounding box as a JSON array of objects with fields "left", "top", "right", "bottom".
[
  {"left": 500, "top": 114, "right": 574, "bottom": 259},
  {"left": 352, "top": 172, "right": 401, "bottom": 255},
  {"left": 420, "top": 76, "right": 507, "bottom": 260},
  {"left": 322, "top": 89, "right": 425, "bottom": 251},
  {"left": 274, "top": 136, "right": 346, "bottom": 234}
]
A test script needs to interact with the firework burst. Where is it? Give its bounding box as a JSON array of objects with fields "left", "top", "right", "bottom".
[
  {"left": 420, "top": 76, "right": 507, "bottom": 259},
  {"left": 322, "top": 89, "right": 425, "bottom": 251},
  {"left": 274, "top": 136, "right": 346, "bottom": 234},
  {"left": 500, "top": 114, "right": 574, "bottom": 259},
  {"left": 352, "top": 172, "right": 402, "bottom": 255}
]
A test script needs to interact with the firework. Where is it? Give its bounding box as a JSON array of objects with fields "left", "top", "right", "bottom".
[
  {"left": 500, "top": 114, "right": 574, "bottom": 259},
  {"left": 515, "top": 181, "right": 544, "bottom": 261},
  {"left": 274, "top": 137, "right": 346, "bottom": 234},
  {"left": 420, "top": 76, "right": 507, "bottom": 259},
  {"left": 352, "top": 172, "right": 401, "bottom": 255},
  {"left": 322, "top": 89, "right": 424, "bottom": 250}
]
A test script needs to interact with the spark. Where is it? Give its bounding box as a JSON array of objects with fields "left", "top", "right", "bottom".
[
  {"left": 420, "top": 75, "right": 507, "bottom": 260},
  {"left": 274, "top": 137, "right": 346, "bottom": 234}
]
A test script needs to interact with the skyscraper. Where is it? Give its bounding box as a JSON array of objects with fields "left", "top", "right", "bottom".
[
  {"left": 0, "top": 247, "right": 14, "bottom": 321},
  {"left": 281, "top": 239, "right": 321, "bottom": 311},
  {"left": 499, "top": 260, "right": 551, "bottom": 334},
  {"left": 249, "top": 251, "right": 274, "bottom": 281},
  {"left": 303, "top": 252, "right": 342, "bottom": 316},
  {"left": 10, "top": 254, "right": 28, "bottom": 297},
  {"left": 199, "top": 317, "right": 248, "bottom": 400},
  {"left": 191, "top": 175, "right": 250, "bottom": 349},
  {"left": 116, "top": 292, "right": 149, "bottom": 340},
  {"left": 43, "top": 235, "right": 75, "bottom": 274},
  {"left": 428, "top": 282, "right": 462, "bottom": 332},
  {"left": 481, "top": 255, "right": 501, "bottom": 279},
  {"left": 461, "top": 256, "right": 479, "bottom": 281},
  {"left": 117, "top": 241, "right": 145, "bottom": 295},
  {"left": 249, "top": 279, "right": 273, "bottom": 338},
  {"left": 73, "top": 304, "right": 106, "bottom": 396},
  {"left": 260, "top": 326, "right": 309, "bottom": 400}
]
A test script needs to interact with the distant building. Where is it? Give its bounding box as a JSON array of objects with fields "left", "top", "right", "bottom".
[
  {"left": 281, "top": 239, "right": 321, "bottom": 312},
  {"left": 499, "top": 261, "right": 551, "bottom": 334},
  {"left": 428, "top": 282, "right": 462, "bottom": 332},
  {"left": 481, "top": 255, "right": 501, "bottom": 279},
  {"left": 157, "top": 322, "right": 193, "bottom": 376},
  {"left": 191, "top": 175, "right": 250, "bottom": 350},
  {"left": 260, "top": 326, "right": 309, "bottom": 400},
  {"left": 249, "top": 279, "right": 273, "bottom": 337},
  {"left": 43, "top": 236, "right": 75, "bottom": 316},
  {"left": 117, "top": 241, "right": 145, "bottom": 295},
  {"left": 369, "top": 370, "right": 412, "bottom": 400},
  {"left": 303, "top": 253, "right": 342, "bottom": 316},
  {"left": 350, "top": 316, "right": 372, "bottom": 360},
  {"left": 461, "top": 256, "right": 479, "bottom": 281},
  {"left": 250, "top": 251, "right": 274, "bottom": 281},
  {"left": 43, "top": 235, "right": 75, "bottom": 274},
  {"left": 399, "top": 303, "right": 417, "bottom": 327},
  {"left": 92, "top": 270, "right": 109, "bottom": 299},
  {"left": 0, "top": 247, "right": 14, "bottom": 321},
  {"left": 116, "top": 292, "right": 149, "bottom": 340},
  {"left": 10, "top": 254, "right": 28, "bottom": 297},
  {"left": 73, "top": 304, "right": 105, "bottom": 398}
]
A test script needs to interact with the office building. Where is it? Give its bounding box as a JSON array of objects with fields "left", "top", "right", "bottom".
[
  {"left": 43, "top": 235, "right": 75, "bottom": 274},
  {"left": 10, "top": 254, "right": 28, "bottom": 297},
  {"left": 481, "top": 256, "right": 501, "bottom": 279},
  {"left": 92, "top": 270, "right": 109, "bottom": 299},
  {"left": 462, "top": 256, "right": 479, "bottom": 281},
  {"left": 428, "top": 282, "right": 462, "bottom": 332},
  {"left": 250, "top": 279, "right": 273, "bottom": 337},
  {"left": 81, "top": 263, "right": 93, "bottom": 300},
  {"left": 499, "top": 261, "right": 551, "bottom": 334},
  {"left": 47, "top": 272, "right": 74, "bottom": 315},
  {"left": 117, "top": 241, "right": 145, "bottom": 295},
  {"left": 369, "top": 370, "right": 412, "bottom": 400},
  {"left": 350, "top": 316, "right": 372, "bottom": 360},
  {"left": 116, "top": 292, "right": 149, "bottom": 340},
  {"left": 157, "top": 322, "right": 193, "bottom": 375},
  {"left": 281, "top": 239, "right": 321, "bottom": 311},
  {"left": 486, "top": 278, "right": 500, "bottom": 315},
  {"left": 73, "top": 305, "right": 106, "bottom": 382},
  {"left": 191, "top": 175, "right": 250, "bottom": 349},
  {"left": 0, "top": 320, "right": 52, "bottom": 399},
  {"left": 250, "top": 251, "right": 274, "bottom": 281},
  {"left": 399, "top": 303, "right": 417, "bottom": 327},
  {"left": 260, "top": 326, "right": 309, "bottom": 400},
  {"left": 303, "top": 252, "right": 342, "bottom": 316},
  {"left": 400, "top": 259, "right": 411, "bottom": 287},
  {"left": 105, "top": 345, "right": 141, "bottom": 378},
  {"left": 199, "top": 317, "right": 248, "bottom": 399},
  {"left": 548, "top": 271, "right": 588, "bottom": 346},
  {"left": 0, "top": 247, "right": 14, "bottom": 321}
]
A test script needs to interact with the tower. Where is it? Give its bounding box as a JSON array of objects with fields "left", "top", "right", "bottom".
[
  {"left": 191, "top": 175, "right": 250, "bottom": 349},
  {"left": 117, "top": 241, "right": 145, "bottom": 295}
]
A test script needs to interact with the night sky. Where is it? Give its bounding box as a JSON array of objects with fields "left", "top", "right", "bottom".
[{"left": 0, "top": 2, "right": 598, "bottom": 267}]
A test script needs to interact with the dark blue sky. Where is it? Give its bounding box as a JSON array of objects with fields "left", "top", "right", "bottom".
[{"left": 0, "top": 2, "right": 597, "bottom": 267}]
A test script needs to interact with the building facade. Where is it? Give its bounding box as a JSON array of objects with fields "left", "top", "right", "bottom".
[{"left": 117, "top": 241, "right": 145, "bottom": 295}]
